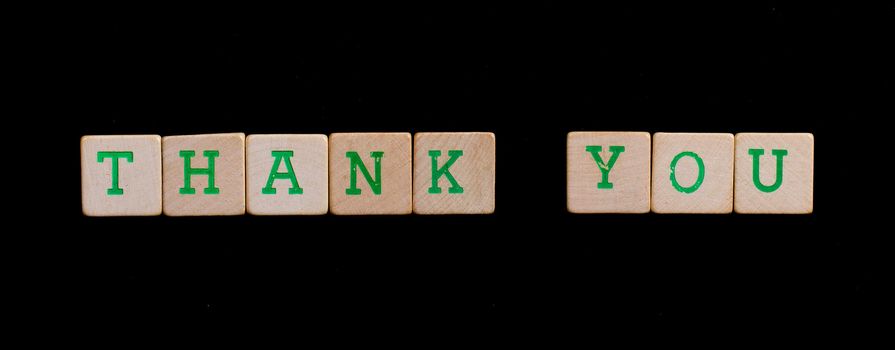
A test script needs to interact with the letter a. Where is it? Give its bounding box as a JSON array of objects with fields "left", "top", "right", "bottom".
[{"left": 262, "top": 150, "right": 303, "bottom": 195}]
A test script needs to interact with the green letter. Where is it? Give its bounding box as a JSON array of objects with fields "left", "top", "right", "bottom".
[
  {"left": 749, "top": 148, "right": 788, "bottom": 193},
  {"left": 584, "top": 145, "right": 625, "bottom": 189},
  {"left": 97, "top": 151, "right": 133, "bottom": 195},
  {"left": 669, "top": 151, "right": 705, "bottom": 194},
  {"left": 428, "top": 150, "right": 464, "bottom": 194},
  {"left": 346, "top": 151, "right": 383, "bottom": 195},
  {"left": 179, "top": 150, "right": 220, "bottom": 195},
  {"left": 262, "top": 150, "right": 303, "bottom": 195}
]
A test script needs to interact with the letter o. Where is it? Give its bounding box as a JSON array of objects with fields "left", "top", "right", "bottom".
[{"left": 669, "top": 151, "right": 705, "bottom": 194}]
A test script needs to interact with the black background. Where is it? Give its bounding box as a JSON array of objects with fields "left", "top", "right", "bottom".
[{"left": 52, "top": 1, "right": 890, "bottom": 337}]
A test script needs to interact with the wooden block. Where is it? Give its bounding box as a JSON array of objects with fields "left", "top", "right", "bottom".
[
  {"left": 246, "top": 134, "right": 329, "bottom": 215},
  {"left": 567, "top": 132, "right": 651, "bottom": 213},
  {"left": 734, "top": 133, "right": 814, "bottom": 214},
  {"left": 81, "top": 135, "right": 162, "bottom": 216},
  {"left": 329, "top": 132, "right": 412, "bottom": 215},
  {"left": 162, "top": 133, "right": 246, "bottom": 216},
  {"left": 651, "top": 133, "right": 734, "bottom": 214},
  {"left": 413, "top": 132, "right": 496, "bottom": 214}
]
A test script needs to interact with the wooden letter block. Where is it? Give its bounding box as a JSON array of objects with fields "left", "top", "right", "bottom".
[
  {"left": 81, "top": 135, "right": 162, "bottom": 216},
  {"left": 246, "top": 134, "right": 329, "bottom": 215},
  {"left": 329, "top": 132, "right": 412, "bottom": 215},
  {"left": 734, "top": 133, "right": 814, "bottom": 214},
  {"left": 162, "top": 133, "right": 246, "bottom": 216},
  {"left": 567, "top": 132, "right": 651, "bottom": 213},
  {"left": 413, "top": 132, "right": 496, "bottom": 214},
  {"left": 651, "top": 133, "right": 734, "bottom": 214}
]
